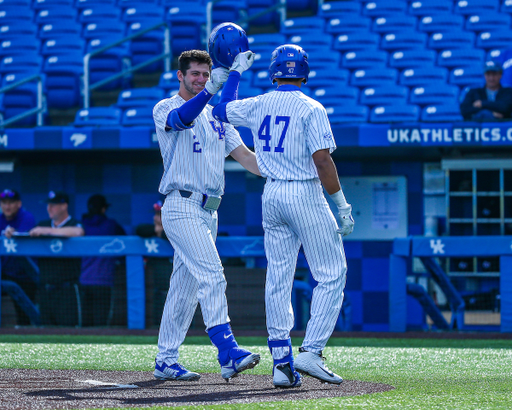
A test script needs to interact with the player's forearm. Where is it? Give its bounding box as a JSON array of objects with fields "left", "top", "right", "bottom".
[
  {"left": 167, "top": 89, "right": 213, "bottom": 129},
  {"left": 52, "top": 226, "right": 85, "bottom": 237},
  {"left": 230, "top": 145, "right": 261, "bottom": 176},
  {"left": 312, "top": 150, "right": 341, "bottom": 195},
  {"left": 212, "top": 71, "right": 241, "bottom": 123}
]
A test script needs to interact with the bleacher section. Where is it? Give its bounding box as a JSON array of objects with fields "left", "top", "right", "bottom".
[{"left": 1, "top": 0, "right": 511, "bottom": 127}]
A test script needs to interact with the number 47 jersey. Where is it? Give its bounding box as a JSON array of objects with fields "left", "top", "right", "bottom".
[{"left": 225, "top": 87, "right": 336, "bottom": 181}]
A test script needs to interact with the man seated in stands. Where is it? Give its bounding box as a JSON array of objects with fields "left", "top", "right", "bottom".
[
  {"left": 0, "top": 189, "right": 37, "bottom": 325},
  {"left": 460, "top": 61, "right": 512, "bottom": 121},
  {"left": 30, "top": 191, "right": 84, "bottom": 326}
]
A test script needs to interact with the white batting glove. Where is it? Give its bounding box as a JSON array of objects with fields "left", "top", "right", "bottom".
[
  {"left": 205, "top": 67, "right": 229, "bottom": 95},
  {"left": 337, "top": 205, "right": 354, "bottom": 237},
  {"left": 230, "top": 51, "right": 255, "bottom": 74}
]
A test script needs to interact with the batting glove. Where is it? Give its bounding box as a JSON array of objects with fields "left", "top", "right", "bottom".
[
  {"left": 205, "top": 67, "right": 229, "bottom": 95},
  {"left": 230, "top": 51, "right": 255, "bottom": 74},
  {"left": 337, "top": 205, "right": 354, "bottom": 237}
]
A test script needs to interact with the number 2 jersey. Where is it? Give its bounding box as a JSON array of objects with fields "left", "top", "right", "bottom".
[
  {"left": 153, "top": 94, "right": 243, "bottom": 197},
  {"left": 224, "top": 85, "right": 336, "bottom": 181}
]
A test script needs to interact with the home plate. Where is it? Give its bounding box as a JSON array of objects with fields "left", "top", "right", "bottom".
[{"left": 79, "top": 379, "right": 139, "bottom": 389}]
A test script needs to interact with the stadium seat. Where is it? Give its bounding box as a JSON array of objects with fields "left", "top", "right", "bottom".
[
  {"left": 281, "top": 17, "right": 324, "bottom": 36},
  {"left": 465, "top": 13, "right": 511, "bottom": 33},
  {"left": 40, "top": 36, "right": 85, "bottom": 57},
  {"left": 166, "top": 4, "right": 205, "bottom": 56},
  {"left": 252, "top": 69, "right": 272, "bottom": 88},
  {"left": 0, "top": 54, "right": 42, "bottom": 75},
  {"left": 116, "top": 87, "right": 165, "bottom": 109},
  {"left": 449, "top": 66, "right": 484, "bottom": 87},
  {"left": 121, "top": 107, "right": 154, "bottom": 127},
  {"left": 359, "top": 85, "right": 409, "bottom": 107},
  {"left": 475, "top": 30, "right": 512, "bottom": 50},
  {"left": 312, "top": 86, "right": 359, "bottom": 105},
  {"left": 0, "top": 0, "right": 31, "bottom": 6},
  {"left": 0, "top": 23, "right": 38, "bottom": 40},
  {"left": 286, "top": 0, "right": 318, "bottom": 14},
  {"left": 43, "top": 53, "right": 83, "bottom": 108},
  {"left": 408, "top": 0, "right": 452, "bottom": 16},
  {"left": 427, "top": 31, "right": 475, "bottom": 50},
  {"left": 502, "top": 0, "right": 512, "bottom": 14},
  {"left": 126, "top": 19, "right": 166, "bottom": 73},
  {"left": 325, "top": 105, "right": 369, "bottom": 124},
  {"left": 0, "top": 6, "right": 33, "bottom": 23},
  {"left": 437, "top": 49, "right": 485, "bottom": 68},
  {"left": 409, "top": 85, "right": 460, "bottom": 106},
  {"left": 75, "top": 0, "right": 116, "bottom": 9},
  {"left": 333, "top": 32, "right": 380, "bottom": 52},
  {"left": 318, "top": 1, "right": 361, "bottom": 19},
  {"left": 0, "top": 38, "right": 40, "bottom": 58},
  {"left": 39, "top": 21, "right": 81, "bottom": 39},
  {"left": 122, "top": 4, "right": 164, "bottom": 23},
  {"left": 0, "top": 72, "right": 43, "bottom": 126},
  {"left": 325, "top": 16, "right": 371, "bottom": 34},
  {"left": 372, "top": 16, "right": 417, "bottom": 33},
  {"left": 248, "top": 33, "right": 287, "bottom": 49},
  {"left": 399, "top": 67, "right": 449, "bottom": 86},
  {"left": 389, "top": 49, "right": 437, "bottom": 69},
  {"left": 421, "top": 105, "right": 464, "bottom": 122},
  {"left": 79, "top": 5, "right": 121, "bottom": 24},
  {"left": 350, "top": 68, "right": 398, "bottom": 88},
  {"left": 249, "top": 49, "right": 274, "bottom": 71},
  {"left": 380, "top": 31, "right": 427, "bottom": 51},
  {"left": 82, "top": 21, "right": 125, "bottom": 40},
  {"left": 237, "top": 83, "right": 263, "bottom": 99},
  {"left": 418, "top": 15, "right": 464, "bottom": 33},
  {"left": 308, "top": 68, "right": 350, "bottom": 88},
  {"left": 341, "top": 50, "right": 388, "bottom": 70},
  {"left": 287, "top": 34, "right": 332, "bottom": 51},
  {"left": 118, "top": 0, "right": 158, "bottom": 8},
  {"left": 34, "top": 6, "right": 77, "bottom": 25},
  {"left": 246, "top": 0, "right": 280, "bottom": 27},
  {"left": 362, "top": 0, "right": 407, "bottom": 17},
  {"left": 304, "top": 50, "right": 341, "bottom": 71},
  {"left": 454, "top": 0, "right": 499, "bottom": 16},
  {"left": 370, "top": 104, "right": 420, "bottom": 123},
  {"left": 86, "top": 37, "right": 131, "bottom": 90},
  {"left": 212, "top": 0, "right": 247, "bottom": 27},
  {"left": 158, "top": 71, "right": 178, "bottom": 93},
  {"left": 74, "top": 107, "right": 122, "bottom": 127},
  {"left": 33, "top": 0, "right": 73, "bottom": 8}
]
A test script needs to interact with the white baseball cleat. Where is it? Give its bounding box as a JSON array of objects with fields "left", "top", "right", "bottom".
[
  {"left": 154, "top": 360, "right": 201, "bottom": 381},
  {"left": 294, "top": 348, "right": 343, "bottom": 384},
  {"left": 273, "top": 362, "right": 302, "bottom": 388}
]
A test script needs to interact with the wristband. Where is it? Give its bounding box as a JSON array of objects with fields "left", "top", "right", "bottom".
[{"left": 330, "top": 189, "right": 348, "bottom": 208}]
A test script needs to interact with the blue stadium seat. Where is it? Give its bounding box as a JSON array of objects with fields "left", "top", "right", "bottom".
[
  {"left": 318, "top": 1, "right": 361, "bottom": 19},
  {"left": 421, "top": 104, "right": 464, "bottom": 122},
  {"left": 246, "top": 0, "right": 280, "bottom": 27},
  {"left": 362, "top": 0, "right": 407, "bottom": 17},
  {"left": 252, "top": 69, "right": 272, "bottom": 88},
  {"left": 454, "top": 0, "right": 499, "bottom": 16},
  {"left": 33, "top": 0, "right": 73, "bottom": 8},
  {"left": 82, "top": 21, "right": 125, "bottom": 40},
  {"left": 86, "top": 37, "right": 131, "bottom": 90},
  {"left": 325, "top": 105, "right": 369, "bottom": 124},
  {"left": 389, "top": 49, "right": 437, "bottom": 69},
  {"left": 408, "top": 0, "right": 452, "bottom": 16},
  {"left": 350, "top": 68, "right": 398, "bottom": 88},
  {"left": 248, "top": 33, "right": 287, "bottom": 49},
  {"left": 449, "top": 66, "right": 484, "bottom": 87},
  {"left": 308, "top": 68, "right": 350, "bottom": 88},
  {"left": 437, "top": 48, "right": 485, "bottom": 68},
  {"left": 41, "top": 36, "right": 84, "bottom": 57},
  {"left": 116, "top": 87, "right": 165, "bottom": 109},
  {"left": 287, "top": 34, "right": 332, "bottom": 51},
  {"left": 333, "top": 32, "right": 380, "bottom": 52},
  {"left": 158, "top": 71, "right": 178, "bottom": 93},
  {"left": 0, "top": 38, "right": 40, "bottom": 58},
  {"left": 0, "top": 72, "right": 43, "bottom": 126},
  {"left": 0, "top": 7, "right": 33, "bottom": 23},
  {"left": 502, "top": 0, "right": 512, "bottom": 14},
  {"left": 281, "top": 17, "right": 324, "bottom": 36},
  {"left": 0, "top": 54, "right": 42, "bottom": 75},
  {"left": 212, "top": 0, "right": 247, "bottom": 27},
  {"left": 75, "top": 0, "right": 116, "bottom": 8},
  {"left": 126, "top": 19, "right": 166, "bottom": 73},
  {"left": 399, "top": 67, "right": 449, "bottom": 86},
  {"left": 326, "top": 16, "right": 372, "bottom": 34},
  {"left": 359, "top": 85, "right": 409, "bottom": 107},
  {"left": 312, "top": 86, "right": 359, "bottom": 105},
  {"left": 79, "top": 5, "right": 121, "bottom": 24},
  {"left": 0, "top": 23, "right": 38, "bottom": 40},
  {"left": 249, "top": 48, "right": 274, "bottom": 71},
  {"left": 121, "top": 107, "right": 154, "bottom": 127},
  {"left": 418, "top": 15, "right": 464, "bottom": 33},
  {"left": 488, "top": 49, "right": 502, "bottom": 61},
  {"left": 372, "top": 16, "right": 417, "bottom": 33},
  {"left": 370, "top": 104, "right": 420, "bottom": 123},
  {"left": 166, "top": 4, "right": 205, "bottom": 56},
  {"left": 380, "top": 31, "right": 428, "bottom": 51},
  {"left": 341, "top": 50, "right": 388, "bottom": 70},
  {"left": 237, "top": 82, "right": 263, "bottom": 99},
  {"left": 428, "top": 31, "right": 475, "bottom": 50},
  {"left": 0, "top": 0, "right": 31, "bottom": 6},
  {"left": 465, "top": 13, "right": 511, "bottom": 33},
  {"left": 74, "top": 107, "right": 122, "bottom": 127},
  {"left": 475, "top": 30, "right": 512, "bottom": 50},
  {"left": 118, "top": 0, "right": 158, "bottom": 7},
  {"left": 122, "top": 4, "right": 164, "bottom": 23},
  {"left": 286, "top": 0, "right": 318, "bottom": 14},
  {"left": 35, "top": 6, "right": 77, "bottom": 25},
  {"left": 304, "top": 50, "right": 341, "bottom": 71},
  {"left": 39, "top": 21, "right": 81, "bottom": 39},
  {"left": 43, "top": 53, "right": 83, "bottom": 108},
  {"left": 409, "top": 85, "right": 460, "bottom": 106}
]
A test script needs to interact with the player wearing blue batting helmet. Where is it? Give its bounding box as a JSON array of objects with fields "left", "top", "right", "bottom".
[
  {"left": 208, "top": 22, "right": 249, "bottom": 69},
  {"left": 269, "top": 44, "right": 310, "bottom": 84}
]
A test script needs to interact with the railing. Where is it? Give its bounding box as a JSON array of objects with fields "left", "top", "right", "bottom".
[
  {"left": 0, "top": 74, "right": 45, "bottom": 128},
  {"left": 83, "top": 21, "right": 171, "bottom": 108}
]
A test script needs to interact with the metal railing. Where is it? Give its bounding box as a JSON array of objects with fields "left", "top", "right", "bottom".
[
  {"left": 83, "top": 21, "right": 171, "bottom": 108},
  {"left": 0, "top": 74, "right": 45, "bottom": 128}
]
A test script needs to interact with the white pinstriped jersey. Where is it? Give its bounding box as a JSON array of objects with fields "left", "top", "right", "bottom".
[
  {"left": 224, "top": 89, "right": 336, "bottom": 180},
  {"left": 153, "top": 94, "right": 243, "bottom": 197}
]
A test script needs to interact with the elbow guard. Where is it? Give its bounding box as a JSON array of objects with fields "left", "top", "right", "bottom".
[
  {"left": 166, "top": 109, "right": 194, "bottom": 131},
  {"left": 212, "top": 103, "right": 229, "bottom": 123}
]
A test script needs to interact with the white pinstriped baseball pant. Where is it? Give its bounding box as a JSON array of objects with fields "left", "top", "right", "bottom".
[
  {"left": 263, "top": 178, "right": 347, "bottom": 354},
  {"left": 156, "top": 190, "right": 230, "bottom": 365}
]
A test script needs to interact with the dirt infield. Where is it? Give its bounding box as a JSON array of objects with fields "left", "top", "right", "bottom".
[{"left": 0, "top": 369, "right": 394, "bottom": 409}]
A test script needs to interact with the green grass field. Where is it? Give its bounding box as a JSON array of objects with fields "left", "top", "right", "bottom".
[{"left": 1, "top": 335, "right": 512, "bottom": 410}]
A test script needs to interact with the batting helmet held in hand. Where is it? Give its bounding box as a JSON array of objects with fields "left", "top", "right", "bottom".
[
  {"left": 269, "top": 44, "right": 310, "bottom": 84},
  {"left": 208, "top": 22, "right": 249, "bottom": 69}
]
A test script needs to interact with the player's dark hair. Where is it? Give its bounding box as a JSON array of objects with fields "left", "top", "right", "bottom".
[{"left": 178, "top": 50, "right": 212, "bottom": 75}]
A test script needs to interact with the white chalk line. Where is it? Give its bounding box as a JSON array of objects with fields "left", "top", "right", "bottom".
[{"left": 77, "top": 379, "right": 139, "bottom": 389}]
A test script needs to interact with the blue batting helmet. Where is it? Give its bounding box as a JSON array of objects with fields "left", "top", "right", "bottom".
[
  {"left": 208, "top": 22, "right": 249, "bottom": 69},
  {"left": 269, "top": 44, "right": 310, "bottom": 84}
]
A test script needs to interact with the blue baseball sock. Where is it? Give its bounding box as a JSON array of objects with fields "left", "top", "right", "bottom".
[{"left": 208, "top": 323, "right": 238, "bottom": 365}]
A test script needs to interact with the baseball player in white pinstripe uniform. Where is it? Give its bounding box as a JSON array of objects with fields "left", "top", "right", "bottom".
[
  {"left": 152, "top": 49, "right": 261, "bottom": 382},
  {"left": 213, "top": 45, "right": 354, "bottom": 388}
]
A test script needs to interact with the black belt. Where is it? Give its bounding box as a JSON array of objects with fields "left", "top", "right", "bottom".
[{"left": 271, "top": 179, "right": 294, "bottom": 182}]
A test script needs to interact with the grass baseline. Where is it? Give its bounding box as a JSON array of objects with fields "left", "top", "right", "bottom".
[{"left": 1, "top": 335, "right": 512, "bottom": 410}]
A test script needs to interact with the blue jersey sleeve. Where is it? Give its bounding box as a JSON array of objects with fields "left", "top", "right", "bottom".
[
  {"left": 166, "top": 89, "right": 213, "bottom": 131},
  {"left": 212, "top": 71, "right": 241, "bottom": 123}
]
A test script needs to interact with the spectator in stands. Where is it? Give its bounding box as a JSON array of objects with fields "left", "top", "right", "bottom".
[
  {"left": 460, "top": 61, "right": 512, "bottom": 121},
  {"left": 80, "top": 194, "right": 125, "bottom": 327},
  {"left": 30, "top": 191, "right": 84, "bottom": 327},
  {"left": 0, "top": 189, "right": 38, "bottom": 325}
]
